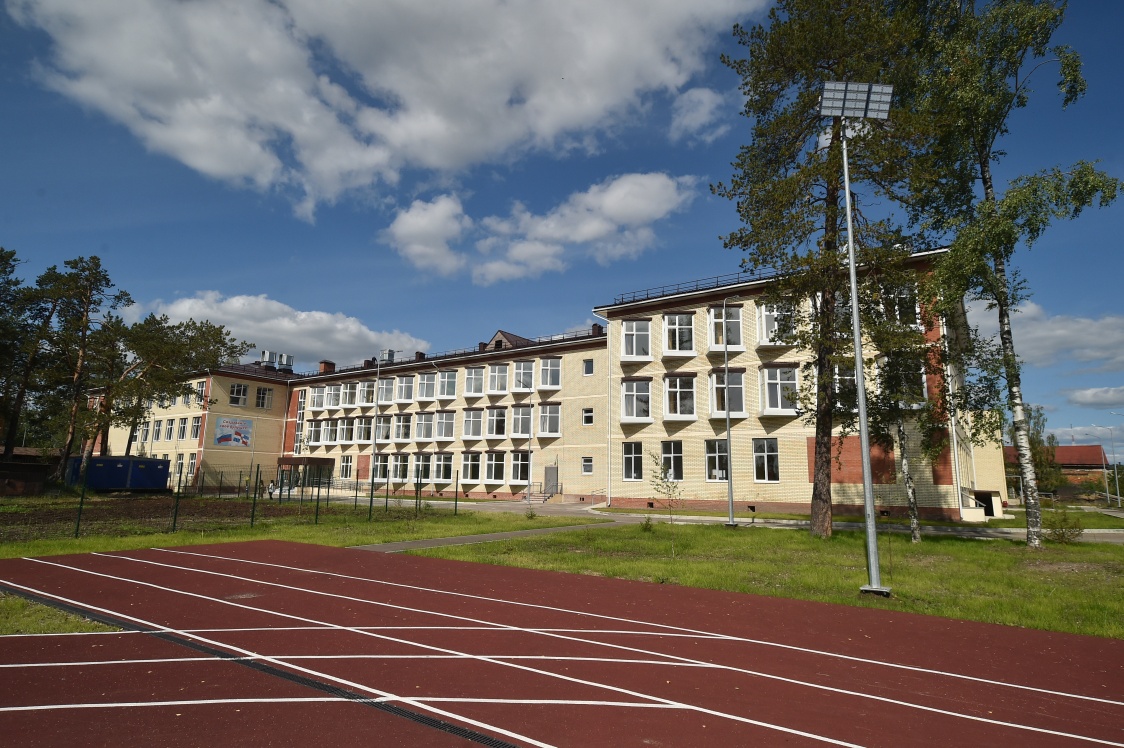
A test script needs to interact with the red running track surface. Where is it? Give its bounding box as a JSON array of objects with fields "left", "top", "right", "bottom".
[{"left": 0, "top": 540, "right": 1121, "bottom": 747}]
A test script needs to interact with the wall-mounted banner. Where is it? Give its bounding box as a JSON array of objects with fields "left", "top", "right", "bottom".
[{"left": 214, "top": 417, "right": 253, "bottom": 447}]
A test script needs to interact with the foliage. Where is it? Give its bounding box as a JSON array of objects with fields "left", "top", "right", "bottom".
[
  {"left": 1007, "top": 404, "right": 1065, "bottom": 493},
  {"left": 1043, "top": 505, "right": 1084, "bottom": 544},
  {"left": 648, "top": 451, "right": 685, "bottom": 556}
]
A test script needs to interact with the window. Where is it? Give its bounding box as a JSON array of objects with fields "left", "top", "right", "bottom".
[
  {"left": 340, "top": 383, "right": 357, "bottom": 406},
  {"left": 375, "top": 415, "right": 392, "bottom": 441},
  {"left": 512, "top": 406, "right": 532, "bottom": 437},
  {"left": 324, "top": 420, "right": 338, "bottom": 443},
  {"left": 582, "top": 408, "right": 594, "bottom": 426},
  {"left": 140, "top": 421, "right": 150, "bottom": 442},
  {"left": 879, "top": 354, "right": 926, "bottom": 405},
  {"left": 187, "top": 453, "right": 196, "bottom": 477},
  {"left": 622, "top": 320, "right": 651, "bottom": 358},
  {"left": 359, "top": 381, "right": 377, "bottom": 405},
  {"left": 396, "top": 375, "right": 414, "bottom": 402},
  {"left": 183, "top": 389, "right": 193, "bottom": 408},
  {"left": 711, "top": 371, "right": 745, "bottom": 416},
  {"left": 759, "top": 303, "right": 794, "bottom": 346},
  {"left": 581, "top": 456, "right": 593, "bottom": 475},
  {"left": 164, "top": 421, "right": 174, "bottom": 440},
  {"left": 377, "top": 378, "right": 395, "bottom": 404},
  {"left": 833, "top": 363, "right": 857, "bottom": 411},
  {"left": 705, "top": 440, "right": 729, "bottom": 481},
  {"left": 621, "top": 380, "right": 651, "bottom": 421},
  {"left": 753, "top": 438, "right": 780, "bottom": 482},
  {"left": 623, "top": 442, "right": 643, "bottom": 481},
  {"left": 438, "top": 370, "right": 457, "bottom": 398},
  {"left": 434, "top": 453, "right": 453, "bottom": 481},
  {"left": 256, "top": 387, "right": 274, "bottom": 409},
  {"left": 414, "top": 453, "right": 432, "bottom": 482},
  {"left": 294, "top": 389, "right": 306, "bottom": 454},
  {"left": 177, "top": 417, "right": 188, "bottom": 440},
  {"left": 583, "top": 359, "right": 594, "bottom": 376},
  {"left": 229, "top": 383, "right": 248, "bottom": 406},
  {"left": 418, "top": 372, "right": 436, "bottom": 400},
  {"left": 391, "top": 454, "right": 410, "bottom": 481},
  {"left": 169, "top": 396, "right": 178, "bottom": 407},
  {"left": 338, "top": 418, "right": 355, "bottom": 442},
  {"left": 540, "top": 358, "right": 561, "bottom": 389},
  {"left": 664, "top": 313, "right": 695, "bottom": 355},
  {"left": 884, "top": 284, "right": 919, "bottom": 327},
  {"left": 189, "top": 416, "right": 200, "bottom": 439},
  {"left": 538, "top": 404, "right": 560, "bottom": 436},
  {"left": 710, "top": 305, "right": 743, "bottom": 350},
  {"left": 415, "top": 412, "right": 434, "bottom": 441},
  {"left": 393, "top": 414, "right": 411, "bottom": 441},
  {"left": 463, "top": 409, "right": 483, "bottom": 438},
  {"left": 485, "top": 452, "right": 505, "bottom": 482},
  {"left": 326, "top": 385, "right": 341, "bottom": 407},
  {"left": 661, "top": 441, "right": 683, "bottom": 481},
  {"left": 436, "top": 411, "right": 454, "bottom": 440},
  {"left": 356, "top": 417, "right": 373, "bottom": 441},
  {"left": 306, "top": 420, "right": 322, "bottom": 444},
  {"left": 310, "top": 386, "right": 325, "bottom": 409},
  {"left": 340, "top": 455, "right": 353, "bottom": 480},
  {"left": 465, "top": 367, "right": 484, "bottom": 395},
  {"left": 462, "top": 452, "right": 481, "bottom": 481},
  {"left": 762, "top": 366, "right": 798, "bottom": 414},
  {"left": 511, "top": 451, "right": 530, "bottom": 483},
  {"left": 153, "top": 420, "right": 162, "bottom": 442},
  {"left": 174, "top": 454, "right": 184, "bottom": 477},
  {"left": 194, "top": 381, "right": 205, "bottom": 403},
  {"left": 372, "top": 454, "right": 389, "bottom": 481},
  {"left": 513, "top": 361, "right": 534, "bottom": 391},
  {"left": 487, "top": 408, "right": 506, "bottom": 437},
  {"left": 488, "top": 364, "right": 508, "bottom": 393},
  {"left": 665, "top": 376, "right": 696, "bottom": 419}
]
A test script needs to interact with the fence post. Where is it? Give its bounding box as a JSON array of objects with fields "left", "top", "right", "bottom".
[
  {"left": 171, "top": 470, "right": 183, "bottom": 533},
  {"left": 454, "top": 470, "right": 460, "bottom": 516},
  {"left": 385, "top": 474, "right": 391, "bottom": 513},
  {"left": 314, "top": 466, "right": 322, "bottom": 524},
  {"left": 74, "top": 466, "right": 90, "bottom": 539},
  {"left": 250, "top": 464, "right": 261, "bottom": 528},
  {"left": 368, "top": 475, "right": 375, "bottom": 522}
]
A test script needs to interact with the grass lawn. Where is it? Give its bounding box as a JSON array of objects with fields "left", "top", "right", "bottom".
[{"left": 416, "top": 521, "right": 1124, "bottom": 639}]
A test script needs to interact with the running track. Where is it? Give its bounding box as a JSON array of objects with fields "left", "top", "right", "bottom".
[{"left": 0, "top": 540, "right": 1121, "bottom": 746}]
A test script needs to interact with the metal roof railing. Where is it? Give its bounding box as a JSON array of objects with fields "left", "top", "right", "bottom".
[{"left": 610, "top": 268, "right": 782, "bottom": 306}]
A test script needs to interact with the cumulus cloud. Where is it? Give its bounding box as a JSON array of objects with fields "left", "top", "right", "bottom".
[
  {"left": 129, "top": 291, "right": 428, "bottom": 370},
  {"left": 967, "top": 301, "right": 1124, "bottom": 371},
  {"left": 1065, "top": 387, "right": 1124, "bottom": 409},
  {"left": 382, "top": 194, "right": 471, "bottom": 275},
  {"left": 9, "top": 0, "right": 757, "bottom": 217},
  {"left": 670, "top": 87, "right": 731, "bottom": 143}
]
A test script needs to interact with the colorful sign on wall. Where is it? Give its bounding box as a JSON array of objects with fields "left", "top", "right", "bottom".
[{"left": 214, "top": 417, "right": 253, "bottom": 447}]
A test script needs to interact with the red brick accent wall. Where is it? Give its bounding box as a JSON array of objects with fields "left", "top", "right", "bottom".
[
  {"left": 357, "top": 454, "right": 371, "bottom": 481},
  {"left": 931, "top": 433, "right": 953, "bottom": 485},
  {"left": 284, "top": 388, "right": 299, "bottom": 454},
  {"left": 806, "top": 436, "right": 896, "bottom": 484}
]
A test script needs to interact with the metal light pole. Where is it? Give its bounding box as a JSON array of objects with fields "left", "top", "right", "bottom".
[
  {"left": 1093, "top": 422, "right": 1120, "bottom": 506},
  {"left": 820, "top": 81, "right": 893, "bottom": 596},
  {"left": 723, "top": 295, "right": 740, "bottom": 527}
]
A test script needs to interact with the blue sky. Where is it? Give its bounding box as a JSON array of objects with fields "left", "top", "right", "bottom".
[{"left": 2, "top": 1, "right": 1121, "bottom": 452}]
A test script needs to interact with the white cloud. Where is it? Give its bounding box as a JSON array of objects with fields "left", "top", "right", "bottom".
[
  {"left": 129, "top": 291, "right": 428, "bottom": 370},
  {"left": 382, "top": 194, "right": 471, "bottom": 275},
  {"left": 670, "top": 87, "right": 730, "bottom": 143},
  {"left": 1066, "top": 387, "right": 1124, "bottom": 409},
  {"left": 9, "top": 0, "right": 758, "bottom": 217},
  {"left": 967, "top": 301, "right": 1124, "bottom": 371}
]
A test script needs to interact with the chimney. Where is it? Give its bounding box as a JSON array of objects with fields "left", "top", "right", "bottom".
[
  {"left": 415, "top": 351, "right": 425, "bottom": 361},
  {"left": 592, "top": 323, "right": 604, "bottom": 336},
  {"left": 478, "top": 342, "right": 487, "bottom": 352},
  {"left": 319, "top": 360, "right": 336, "bottom": 374}
]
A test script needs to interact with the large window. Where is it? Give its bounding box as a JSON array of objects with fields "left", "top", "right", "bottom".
[
  {"left": 140, "top": 421, "right": 150, "bottom": 442},
  {"left": 164, "top": 421, "right": 174, "bottom": 440},
  {"left": 190, "top": 416, "right": 201, "bottom": 440},
  {"left": 583, "top": 359, "right": 594, "bottom": 376},
  {"left": 664, "top": 313, "right": 695, "bottom": 355},
  {"left": 176, "top": 417, "right": 188, "bottom": 440},
  {"left": 415, "top": 412, "right": 434, "bottom": 441},
  {"left": 372, "top": 455, "right": 389, "bottom": 481},
  {"left": 340, "top": 383, "right": 357, "bottom": 406},
  {"left": 187, "top": 453, "right": 196, "bottom": 478},
  {"left": 463, "top": 409, "right": 483, "bottom": 438},
  {"left": 623, "top": 442, "right": 643, "bottom": 481},
  {"left": 417, "top": 372, "right": 436, "bottom": 400},
  {"left": 229, "top": 383, "right": 248, "bottom": 406},
  {"left": 538, "top": 404, "right": 560, "bottom": 436},
  {"left": 375, "top": 415, "right": 392, "bottom": 441},
  {"left": 664, "top": 376, "right": 695, "bottom": 419},
  {"left": 512, "top": 406, "right": 532, "bottom": 437},
  {"left": 513, "top": 361, "right": 534, "bottom": 391},
  {"left": 622, "top": 380, "right": 651, "bottom": 421},
  {"left": 194, "top": 381, "right": 205, "bottom": 404},
  {"left": 709, "top": 306, "right": 743, "bottom": 350},
  {"left": 487, "top": 408, "right": 506, "bottom": 437},
  {"left": 833, "top": 363, "right": 857, "bottom": 411},
  {"left": 305, "top": 420, "right": 321, "bottom": 444},
  {"left": 759, "top": 303, "right": 794, "bottom": 346},
  {"left": 310, "top": 386, "right": 325, "bottom": 409},
  {"left": 462, "top": 452, "right": 481, "bottom": 481},
  {"left": 436, "top": 411, "right": 454, "bottom": 440},
  {"left": 488, "top": 364, "right": 508, "bottom": 394},
  {"left": 539, "top": 358, "right": 561, "bottom": 389},
  {"left": 660, "top": 441, "right": 683, "bottom": 481},
  {"left": 438, "top": 370, "right": 457, "bottom": 398},
  {"left": 326, "top": 385, "right": 341, "bottom": 407},
  {"left": 762, "top": 366, "right": 798, "bottom": 414},
  {"left": 391, "top": 454, "right": 410, "bottom": 481},
  {"left": 338, "top": 418, "right": 355, "bottom": 442},
  {"left": 884, "top": 284, "right": 919, "bottom": 327},
  {"left": 465, "top": 367, "right": 485, "bottom": 395},
  {"left": 359, "top": 381, "right": 376, "bottom": 405},
  {"left": 485, "top": 452, "right": 505, "bottom": 482},
  {"left": 152, "top": 420, "right": 162, "bottom": 442},
  {"left": 256, "top": 387, "right": 274, "bottom": 409},
  {"left": 711, "top": 371, "right": 745, "bottom": 416},
  {"left": 377, "top": 378, "right": 395, "bottom": 404},
  {"left": 356, "top": 417, "right": 372, "bottom": 441},
  {"left": 324, "top": 420, "right": 338, "bottom": 443},
  {"left": 393, "top": 413, "right": 411, "bottom": 441},
  {"left": 396, "top": 376, "right": 414, "bottom": 402},
  {"left": 705, "top": 439, "right": 729, "bottom": 482},
  {"left": 753, "top": 438, "right": 780, "bottom": 482},
  {"left": 622, "top": 320, "right": 651, "bottom": 358},
  {"left": 414, "top": 453, "right": 431, "bottom": 482},
  {"left": 339, "top": 455, "right": 353, "bottom": 480},
  {"left": 434, "top": 453, "right": 453, "bottom": 481},
  {"left": 511, "top": 451, "right": 530, "bottom": 483}
]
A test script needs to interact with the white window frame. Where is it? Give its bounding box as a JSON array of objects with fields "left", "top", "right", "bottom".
[
  {"left": 511, "top": 451, "right": 530, "bottom": 484},
  {"left": 488, "top": 364, "right": 508, "bottom": 394},
  {"left": 194, "top": 381, "right": 206, "bottom": 404},
  {"left": 414, "top": 453, "right": 432, "bottom": 483},
  {"left": 256, "top": 387, "right": 274, "bottom": 409},
  {"left": 310, "top": 386, "right": 325, "bottom": 409},
  {"left": 710, "top": 371, "right": 746, "bottom": 418},
  {"left": 438, "top": 370, "right": 457, "bottom": 399},
  {"left": 581, "top": 408, "right": 594, "bottom": 426},
  {"left": 463, "top": 409, "right": 483, "bottom": 438},
  {"left": 621, "top": 380, "right": 652, "bottom": 423},
  {"left": 436, "top": 411, "right": 454, "bottom": 440},
  {"left": 372, "top": 454, "right": 389, "bottom": 481},
  {"left": 664, "top": 376, "right": 696, "bottom": 420},
  {"left": 753, "top": 437, "right": 780, "bottom": 482},
  {"left": 761, "top": 366, "right": 799, "bottom": 416},
  {"left": 583, "top": 359, "right": 594, "bottom": 376},
  {"left": 339, "top": 455, "right": 353, "bottom": 480},
  {"left": 539, "top": 358, "right": 561, "bottom": 389},
  {"left": 325, "top": 385, "right": 341, "bottom": 407},
  {"left": 377, "top": 378, "right": 395, "bottom": 404},
  {"left": 581, "top": 456, "right": 593, "bottom": 475},
  {"left": 305, "top": 420, "right": 322, "bottom": 444},
  {"left": 663, "top": 313, "right": 695, "bottom": 356},
  {"left": 229, "top": 383, "right": 248, "bottom": 407},
  {"left": 375, "top": 415, "right": 392, "bottom": 442},
  {"left": 417, "top": 372, "right": 436, "bottom": 400},
  {"left": 391, "top": 454, "right": 410, "bottom": 481},
  {"left": 661, "top": 441, "right": 683, "bottom": 481},
  {"left": 140, "top": 421, "right": 150, "bottom": 442},
  {"left": 393, "top": 414, "right": 412, "bottom": 442},
  {"left": 415, "top": 412, "right": 434, "bottom": 441},
  {"left": 758, "top": 302, "right": 794, "bottom": 347},
  {"left": 164, "top": 421, "right": 174, "bottom": 441},
  {"left": 538, "top": 404, "right": 560, "bottom": 436},
  {"left": 434, "top": 453, "right": 453, "bottom": 482},
  {"left": 623, "top": 442, "right": 643, "bottom": 481},
  {"left": 621, "top": 320, "right": 652, "bottom": 360},
  {"left": 324, "top": 420, "right": 339, "bottom": 443},
  {"left": 359, "top": 381, "right": 377, "bottom": 405},
  {"left": 338, "top": 418, "right": 355, "bottom": 443},
  {"left": 176, "top": 417, "right": 188, "bottom": 440},
  {"left": 511, "top": 406, "right": 532, "bottom": 437},
  {"left": 187, "top": 453, "right": 197, "bottom": 478},
  {"left": 709, "top": 306, "right": 744, "bottom": 352},
  {"left": 340, "top": 383, "right": 357, "bottom": 406},
  {"left": 484, "top": 452, "right": 505, "bottom": 483},
  {"left": 486, "top": 408, "right": 506, "bottom": 437},
  {"left": 356, "top": 417, "right": 373, "bottom": 442},
  {"left": 191, "top": 416, "right": 201, "bottom": 439},
  {"left": 513, "top": 361, "right": 534, "bottom": 391},
  {"left": 465, "top": 367, "right": 485, "bottom": 395},
  {"left": 705, "top": 439, "right": 729, "bottom": 482},
  {"left": 396, "top": 375, "right": 414, "bottom": 403},
  {"left": 462, "top": 453, "right": 481, "bottom": 482}
]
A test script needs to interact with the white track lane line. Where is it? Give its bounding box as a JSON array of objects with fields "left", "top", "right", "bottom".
[
  {"left": 159, "top": 547, "right": 1124, "bottom": 708},
  {"left": 23, "top": 557, "right": 866, "bottom": 748},
  {"left": 1, "top": 575, "right": 556, "bottom": 748},
  {"left": 79, "top": 551, "right": 1124, "bottom": 747},
  {"left": 0, "top": 697, "right": 344, "bottom": 713}
]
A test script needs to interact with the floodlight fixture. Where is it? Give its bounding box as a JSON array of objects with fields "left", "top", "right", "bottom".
[{"left": 819, "top": 81, "right": 893, "bottom": 120}]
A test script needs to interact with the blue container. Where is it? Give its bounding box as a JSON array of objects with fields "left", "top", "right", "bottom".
[{"left": 67, "top": 456, "right": 171, "bottom": 491}]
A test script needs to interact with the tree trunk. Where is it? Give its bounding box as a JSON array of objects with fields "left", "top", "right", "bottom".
[
  {"left": 896, "top": 417, "right": 921, "bottom": 543},
  {"left": 810, "top": 291, "right": 838, "bottom": 538}
]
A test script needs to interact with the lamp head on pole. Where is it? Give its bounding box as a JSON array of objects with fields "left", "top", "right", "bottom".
[{"left": 819, "top": 81, "right": 893, "bottom": 119}]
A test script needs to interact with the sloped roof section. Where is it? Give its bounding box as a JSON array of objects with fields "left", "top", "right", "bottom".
[{"left": 1003, "top": 445, "right": 1107, "bottom": 467}]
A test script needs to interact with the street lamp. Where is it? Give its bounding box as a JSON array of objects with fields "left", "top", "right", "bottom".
[
  {"left": 1093, "top": 422, "right": 1120, "bottom": 507},
  {"left": 820, "top": 80, "right": 893, "bottom": 596},
  {"left": 723, "top": 294, "right": 740, "bottom": 527}
]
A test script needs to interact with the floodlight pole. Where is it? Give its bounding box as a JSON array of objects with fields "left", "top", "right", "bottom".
[
  {"left": 1108, "top": 413, "right": 1123, "bottom": 507},
  {"left": 724, "top": 294, "right": 740, "bottom": 527},
  {"left": 821, "top": 81, "right": 891, "bottom": 596}
]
